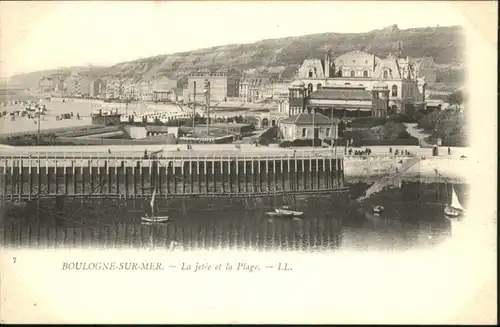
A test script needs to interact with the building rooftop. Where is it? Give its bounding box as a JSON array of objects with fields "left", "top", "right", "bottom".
[
  {"left": 281, "top": 112, "right": 336, "bottom": 125},
  {"left": 309, "top": 87, "right": 372, "bottom": 101},
  {"left": 291, "top": 80, "right": 305, "bottom": 88}
]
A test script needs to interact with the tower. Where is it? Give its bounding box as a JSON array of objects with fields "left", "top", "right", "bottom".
[
  {"left": 371, "top": 81, "right": 389, "bottom": 118},
  {"left": 288, "top": 80, "right": 306, "bottom": 116},
  {"left": 324, "top": 50, "right": 331, "bottom": 78}
]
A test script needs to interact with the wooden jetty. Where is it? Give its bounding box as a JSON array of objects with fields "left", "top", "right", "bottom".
[{"left": 0, "top": 151, "right": 347, "bottom": 201}]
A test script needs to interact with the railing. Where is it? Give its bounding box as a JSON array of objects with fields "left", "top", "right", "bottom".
[{"left": 0, "top": 152, "right": 345, "bottom": 161}]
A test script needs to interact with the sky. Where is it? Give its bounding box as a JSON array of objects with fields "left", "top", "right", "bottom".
[{"left": 0, "top": 1, "right": 468, "bottom": 78}]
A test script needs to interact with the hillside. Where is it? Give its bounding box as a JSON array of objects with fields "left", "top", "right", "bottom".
[
  {"left": 8, "top": 24, "right": 464, "bottom": 88},
  {"left": 6, "top": 66, "right": 109, "bottom": 90}
]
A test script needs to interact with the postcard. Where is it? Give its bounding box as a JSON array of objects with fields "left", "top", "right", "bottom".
[{"left": 0, "top": 1, "right": 496, "bottom": 324}]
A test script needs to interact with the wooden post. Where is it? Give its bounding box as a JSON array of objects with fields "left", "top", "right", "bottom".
[
  {"left": 181, "top": 156, "right": 185, "bottom": 195},
  {"left": 72, "top": 159, "right": 77, "bottom": 195},
  {"left": 173, "top": 155, "right": 177, "bottom": 195},
  {"left": 54, "top": 158, "right": 58, "bottom": 195},
  {"left": 228, "top": 157, "right": 232, "bottom": 194},
  {"left": 115, "top": 157, "right": 119, "bottom": 195},
  {"left": 243, "top": 159, "right": 247, "bottom": 193},
  {"left": 140, "top": 160, "right": 144, "bottom": 197},
  {"left": 280, "top": 156, "right": 284, "bottom": 193},
  {"left": 254, "top": 158, "right": 260, "bottom": 193},
  {"left": 64, "top": 159, "right": 68, "bottom": 195},
  {"left": 204, "top": 156, "right": 208, "bottom": 194},
  {"left": 235, "top": 157, "right": 239, "bottom": 194},
  {"left": 124, "top": 164, "right": 129, "bottom": 197},
  {"left": 133, "top": 161, "right": 137, "bottom": 195},
  {"left": 265, "top": 158, "right": 269, "bottom": 192},
  {"left": 316, "top": 157, "right": 320, "bottom": 190},
  {"left": 28, "top": 157, "right": 32, "bottom": 199},
  {"left": 189, "top": 160, "right": 193, "bottom": 194},
  {"left": 157, "top": 159, "right": 161, "bottom": 195},
  {"left": 220, "top": 156, "right": 224, "bottom": 194},
  {"left": 211, "top": 156, "right": 215, "bottom": 195}
]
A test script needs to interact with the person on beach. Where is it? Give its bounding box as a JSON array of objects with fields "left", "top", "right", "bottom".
[{"left": 448, "top": 147, "right": 451, "bottom": 155}]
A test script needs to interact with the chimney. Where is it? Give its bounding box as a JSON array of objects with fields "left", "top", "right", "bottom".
[{"left": 324, "top": 51, "right": 330, "bottom": 78}]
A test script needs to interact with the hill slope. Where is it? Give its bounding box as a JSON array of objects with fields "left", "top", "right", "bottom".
[{"left": 8, "top": 24, "right": 464, "bottom": 88}]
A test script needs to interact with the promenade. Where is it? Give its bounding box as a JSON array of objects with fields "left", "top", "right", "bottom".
[{"left": 0, "top": 143, "right": 471, "bottom": 158}]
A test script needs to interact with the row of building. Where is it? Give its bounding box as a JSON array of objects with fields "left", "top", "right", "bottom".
[
  {"left": 39, "top": 73, "right": 180, "bottom": 102},
  {"left": 39, "top": 49, "right": 437, "bottom": 112}
]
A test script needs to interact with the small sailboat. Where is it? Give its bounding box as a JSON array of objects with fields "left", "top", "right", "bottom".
[
  {"left": 141, "top": 189, "right": 169, "bottom": 224},
  {"left": 444, "top": 186, "right": 466, "bottom": 220},
  {"left": 372, "top": 205, "right": 385, "bottom": 214}
]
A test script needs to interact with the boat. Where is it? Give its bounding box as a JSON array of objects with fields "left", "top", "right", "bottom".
[
  {"left": 141, "top": 189, "right": 169, "bottom": 224},
  {"left": 372, "top": 205, "right": 385, "bottom": 214},
  {"left": 266, "top": 205, "right": 304, "bottom": 218},
  {"left": 444, "top": 186, "right": 466, "bottom": 220}
]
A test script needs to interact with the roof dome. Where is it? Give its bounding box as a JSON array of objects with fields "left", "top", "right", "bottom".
[
  {"left": 291, "top": 80, "right": 305, "bottom": 88},
  {"left": 373, "top": 81, "right": 388, "bottom": 89}
]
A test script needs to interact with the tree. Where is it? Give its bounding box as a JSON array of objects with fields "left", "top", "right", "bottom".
[{"left": 447, "top": 89, "right": 466, "bottom": 105}]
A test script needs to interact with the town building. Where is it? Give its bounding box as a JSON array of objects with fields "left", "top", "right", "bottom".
[
  {"left": 279, "top": 112, "right": 339, "bottom": 142},
  {"left": 151, "top": 76, "right": 177, "bottom": 102},
  {"left": 184, "top": 68, "right": 241, "bottom": 103},
  {"left": 288, "top": 81, "right": 389, "bottom": 119},
  {"left": 265, "top": 82, "right": 291, "bottom": 99},
  {"left": 65, "top": 75, "right": 78, "bottom": 96},
  {"left": 239, "top": 77, "right": 291, "bottom": 101},
  {"left": 104, "top": 80, "right": 123, "bottom": 100},
  {"left": 239, "top": 77, "right": 270, "bottom": 101},
  {"left": 139, "top": 79, "right": 154, "bottom": 101},
  {"left": 90, "top": 79, "right": 106, "bottom": 99},
  {"left": 295, "top": 49, "right": 426, "bottom": 115},
  {"left": 39, "top": 77, "right": 53, "bottom": 93},
  {"left": 78, "top": 77, "right": 92, "bottom": 97}
]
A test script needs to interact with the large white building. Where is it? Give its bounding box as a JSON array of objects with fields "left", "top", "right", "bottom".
[{"left": 296, "top": 50, "right": 426, "bottom": 115}]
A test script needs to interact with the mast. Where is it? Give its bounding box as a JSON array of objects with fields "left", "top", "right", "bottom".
[
  {"left": 37, "top": 110, "right": 41, "bottom": 141},
  {"left": 193, "top": 81, "right": 196, "bottom": 133},
  {"left": 205, "top": 79, "right": 211, "bottom": 135}
]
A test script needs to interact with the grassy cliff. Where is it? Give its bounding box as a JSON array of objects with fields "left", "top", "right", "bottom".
[{"left": 8, "top": 25, "right": 464, "bottom": 88}]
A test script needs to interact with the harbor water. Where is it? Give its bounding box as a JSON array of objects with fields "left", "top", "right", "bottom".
[{"left": 1, "top": 181, "right": 468, "bottom": 251}]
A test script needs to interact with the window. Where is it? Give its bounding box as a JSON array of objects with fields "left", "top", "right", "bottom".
[
  {"left": 302, "top": 128, "right": 307, "bottom": 138},
  {"left": 344, "top": 83, "right": 351, "bottom": 85},
  {"left": 363, "top": 70, "right": 368, "bottom": 77},
  {"left": 326, "top": 128, "right": 331, "bottom": 137},
  {"left": 392, "top": 85, "right": 398, "bottom": 97},
  {"left": 350, "top": 70, "right": 356, "bottom": 77},
  {"left": 307, "top": 83, "right": 313, "bottom": 95},
  {"left": 365, "top": 60, "right": 368, "bottom": 63},
  {"left": 317, "top": 84, "right": 322, "bottom": 90},
  {"left": 309, "top": 70, "right": 313, "bottom": 78},
  {"left": 383, "top": 71, "right": 389, "bottom": 79},
  {"left": 353, "top": 60, "right": 356, "bottom": 63}
]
